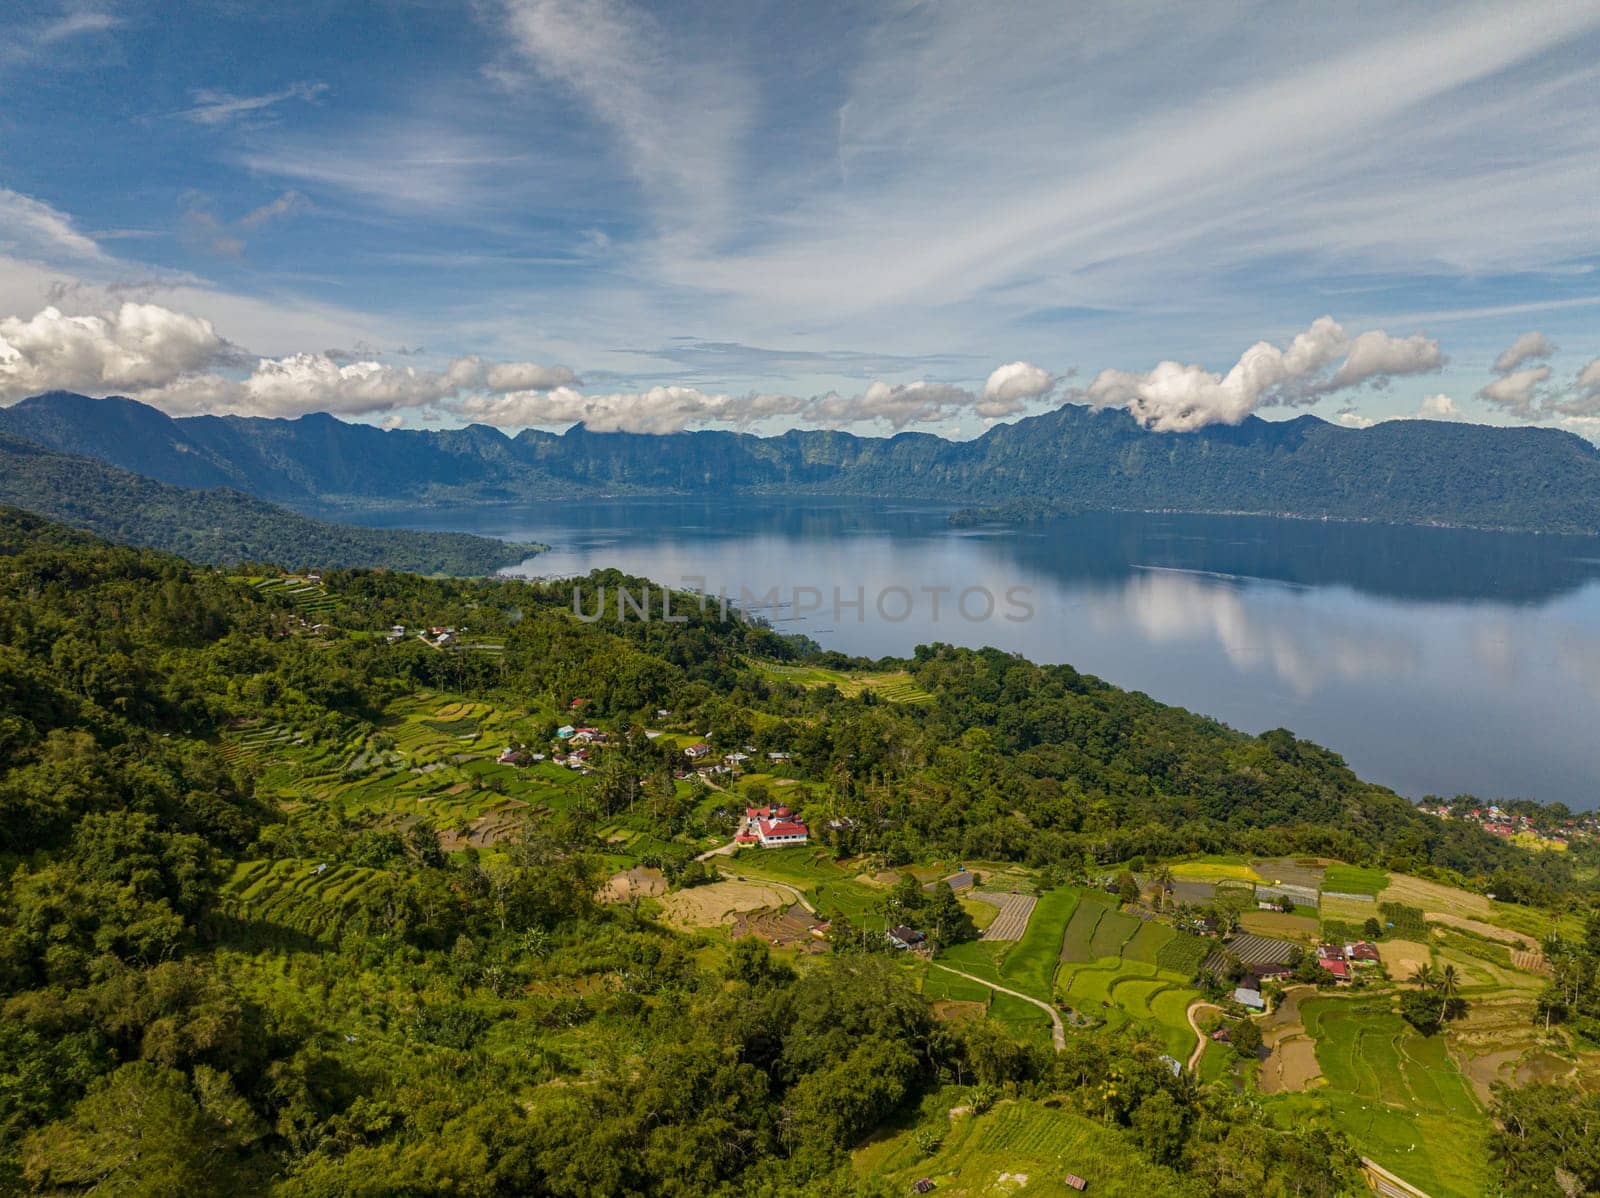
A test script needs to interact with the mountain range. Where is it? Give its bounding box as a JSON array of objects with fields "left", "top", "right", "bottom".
[
  {"left": 0, "top": 432, "right": 541, "bottom": 575},
  {"left": 3, "top": 390, "right": 1599, "bottom": 534}
]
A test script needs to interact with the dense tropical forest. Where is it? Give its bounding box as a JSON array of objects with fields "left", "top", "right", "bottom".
[
  {"left": 6, "top": 390, "right": 1600, "bottom": 534},
  {"left": 1, "top": 505, "right": 1597, "bottom": 1196},
  {"left": 0, "top": 433, "right": 541, "bottom": 574}
]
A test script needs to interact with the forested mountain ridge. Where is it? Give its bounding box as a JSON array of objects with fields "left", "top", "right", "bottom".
[
  {"left": 0, "top": 435, "right": 542, "bottom": 574},
  {"left": 5, "top": 390, "right": 1599, "bottom": 533}
]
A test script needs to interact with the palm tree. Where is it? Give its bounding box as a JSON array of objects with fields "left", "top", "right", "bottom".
[
  {"left": 1438, "top": 964, "right": 1460, "bottom": 1000},
  {"left": 1153, "top": 864, "right": 1175, "bottom": 894},
  {"left": 1410, "top": 963, "right": 1438, "bottom": 990}
]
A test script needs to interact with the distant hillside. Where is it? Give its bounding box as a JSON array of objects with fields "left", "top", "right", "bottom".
[
  {"left": 5, "top": 390, "right": 1600, "bottom": 533},
  {"left": 0, "top": 433, "right": 542, "bottom": 575}
]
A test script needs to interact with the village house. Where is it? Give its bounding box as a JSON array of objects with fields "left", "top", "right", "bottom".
[
  {"left": 1233, "top": 986, "right": 1266, "bottom": 1010},
  {"left": 887, "top": 925, "right": 926, "bottom": 950},
  {"left": 683, "top": 743, "right": 711, "bottom": 760},
  {"left": 1346, "top": 941, "right": 1381, "bottom": 965},
  {"left": 735, "top": 804, "right": 809, "bottom": 848},
  {"left": 497, "top": 746, "right": 524, "bottom": 765},
  {"left": 556, "top": 724, "right": 577, "bottom": 739}
]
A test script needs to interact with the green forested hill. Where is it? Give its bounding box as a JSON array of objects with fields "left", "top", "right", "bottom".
[
  {"left": 5, "top": 390, "right": 1600, "bottom": 532},
  {"left": 0, "top": 433, "right": 541, "bottom": 574},
  {"left": 0, "top": 510, "right": 1588, "bottom": 1195}
]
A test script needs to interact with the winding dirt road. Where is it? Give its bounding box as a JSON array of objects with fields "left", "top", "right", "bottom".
[
  {"left": 1186, "top": 1000, "right": 1224, "bottom": 1072},
  {"left": 929, "top": 963, "right": 1065, "bottom": 1050}
]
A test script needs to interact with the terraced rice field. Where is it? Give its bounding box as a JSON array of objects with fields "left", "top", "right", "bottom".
[
  {"left": 854, "top": 1099, "right": 1203, "bottom": 1197},
  {"left": 1058, "top": 892, "right": 1119, "bottom": 963},
  {"left": 749, "top": 660, "right": 934, "bottom": 704},
  {"left": 251, "top": 575, "right": 339, "bottom": 615},
  {"left": 1056, "top": 960, "right": 1197, "bottom": 1059},
  {"left": 1089, "top": 909, "right": 1141, "bottom": 959},
  {"left": 1300, "top": 996, "right": 1488, "bottom": 1198},
  {"left": 1121, "top": 920, "right": 1175, "bottom": 964},
  {"left": 1321, "top": 864, "right": 1390, "bottom": 896},
  {"left": 221, "top": 858, "right": 390, "bottom": 940}
]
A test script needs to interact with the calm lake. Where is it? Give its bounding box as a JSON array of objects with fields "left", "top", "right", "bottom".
[{"left": 360, "top": 499, "right": 1600, "bottom": 808}]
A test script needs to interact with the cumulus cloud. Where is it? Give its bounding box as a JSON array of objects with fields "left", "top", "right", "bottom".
[
  {"left": 485, "top": 361, "right": 579, "bottom": 391},
  {"left": 1492, "top": 331, "right": 1556, "bottom": 374},
  {"left": 0, "top": 302, "right": 580, "bottom": 418},
  {"left": 1418, "top": 393, "right": 1460, "bottom": 420},
  {"left": 1335, "top": 408, "right": 1374, "bottom": 429},
  {"left": 980, "top": 360, "right": 1055, "bottom": 417},
  {"left": 1478, "top": 366, "right": 1551, "bottom": 417},
  {"left": 448, "top": 364, "right": 1057, "bottom": 434},
  {"left": 1084, "top": 316, "right": 1443, "bottom": 432},
  {"left": 0, "top": 303, "right": 234, "bottom": 402},
  {"left": 1326, "top": 329, "right": 1444, "bottom": 391}
]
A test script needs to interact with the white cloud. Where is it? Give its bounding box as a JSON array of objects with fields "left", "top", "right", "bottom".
[
  {"left": 1578, "top": 357, "right": 1600, "bottom": 401},
  {"left": 980, "top": 361, "right": 1054, "bottom": 417},
  {"left": 1492, "top": 331, "right": 1556, "bottom": 373},
  {"left": 1335, "top": 409, "right": 1373, "bottom": 429},
  {"left": 494, "top": 0, "right": 748, "bottom": 236},
  {"left": 1418, "top": 393, "right": 1460, "bottom": 420},
  {"left": 1325, "top": 329, "right": 1444, "bottom": 392},
  {"left": 1479, "top": 365, "right": 1552, "bottom": 418},
  {"left": 178, "top": 82, "right": 328, "bottom": 127},
  {"left": 233, "top": 353, "right": 484, "bottom": 418},
  {"left": 0, "top": 303, "right": 233, "bottom": 402},
  {"left": 485, "top": 361, "right": 578, "bottom": 391},
  {"left": 0, "top": 188, "right": 106, "bottom": 262},
  {"left": 448, "top": 366, "right": 1053, "bottom": 434},
  {"left": 1084, "top": 316, "right": 1442, "bottom": 432}
]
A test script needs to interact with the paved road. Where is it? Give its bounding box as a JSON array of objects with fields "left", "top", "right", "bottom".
[
  {"left": 1186, "top": 1000, "right": 1224, "bottom": 1072},
  {"left": 929, "top": 963, "right": 1065, "bottom": 1051}
]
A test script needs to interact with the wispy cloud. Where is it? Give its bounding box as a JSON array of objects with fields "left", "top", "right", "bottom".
[
  {"left": 178, "top": 81, "right": 328, "bottom": 127},
  {"left": 0, "top": 187, "right": 106, "bottom": 261}
]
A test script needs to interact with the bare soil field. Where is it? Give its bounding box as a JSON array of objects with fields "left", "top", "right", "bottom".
[
  {"left": 1250, "top": 857, "right": 1327, "bottom": 889},
  {"left": 1239, "top": 911, "right": 1321, "bottom": 942},
  {"left": 731, "top": 903, "right": 826, "bottom": 951},
  {"left": 600, "top": 866, "right": 667, "bottom": 903},
  {"left": 931, "top": 999, "right": 987, "bottom": 1022},
  {"left": 657, "top": 880, "right": 794, "bottom": 927},
  {"left": 1379, "top": 874, "right": 1492, "bottom": 920},
  {"left": 1377, "top": 939, "right": 1432, "bottom": 980},
  {"left": 1425, "top": 912, "right": 1537, "bottom": 950}
]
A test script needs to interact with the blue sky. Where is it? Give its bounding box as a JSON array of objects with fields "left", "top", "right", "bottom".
[{"left": 2, "top": 0, "right": 1599, "bottom": 437}]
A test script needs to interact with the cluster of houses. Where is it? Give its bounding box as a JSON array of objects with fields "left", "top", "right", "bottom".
[
  {"left": 735, "top": 804, "right": 810, "bottom": 848},
  {"left": 1230, "top": 939, "right": 1382, "bottom": 1010},
  {"left": 1418, "top": 800, "right": 1587, "bottom": 847}
]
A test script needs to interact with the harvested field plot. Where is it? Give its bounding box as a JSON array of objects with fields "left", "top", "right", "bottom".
[
  {"left": 1239, "top": 911, "right": 1320, "bottom": 942},
  {"left": 1377, "top": 939, "right": 1432, "bottom": 979},
  {"left": 656, "top": 880, "right": 792, "bottom": 928}
]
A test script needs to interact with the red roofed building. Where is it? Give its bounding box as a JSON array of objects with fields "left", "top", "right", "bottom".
[
  {"left": 1323, "top": 958, "right": 1351, "bottom": 981},
  {"left": 740, "top": 804, "right": 809, "bottom": 848}
]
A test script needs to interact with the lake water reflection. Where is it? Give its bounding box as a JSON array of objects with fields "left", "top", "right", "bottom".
[{"left": 359, "top": 499, "right": 1600, "bottom": 807}]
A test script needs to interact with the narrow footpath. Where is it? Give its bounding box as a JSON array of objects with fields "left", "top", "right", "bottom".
[{"left": 928, "top": 963, "right": 1065, "bottom": 1051}]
